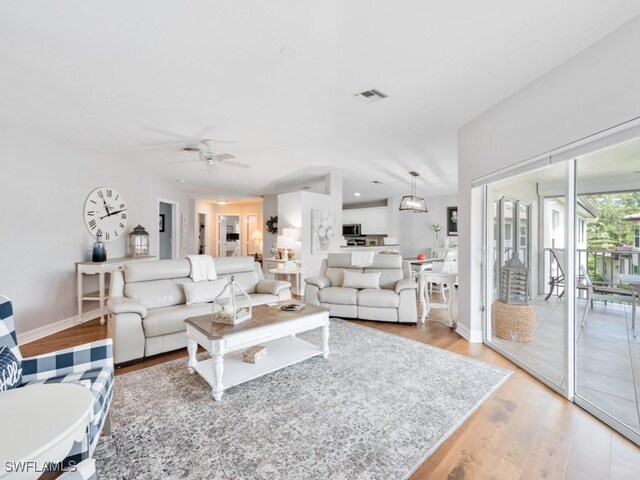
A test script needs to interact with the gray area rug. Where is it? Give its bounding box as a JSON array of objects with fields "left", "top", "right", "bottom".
[{"left": 94, "top": 320, "right": 510, "bottom": 479}]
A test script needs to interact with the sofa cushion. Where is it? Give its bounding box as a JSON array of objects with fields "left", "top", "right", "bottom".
[
  {"left": 125, "top": 278, "right": 191, "bottom": 310},
  {"left": 213, "top": 256, "right": 256, "bottom": 275},
  {"left": 363, "top": 268, "right": 403, "bottom": 290},
  {"left": 357, "top": 288, "right": 399, "bottom": 308},
  {"left": 318, "top": 287, "right": 358, "bottom": 305},
  {"left": 216, "top": 271, "right": 259, "bottom": 294},
  {"left": 125, "top": 259, "right": 191, "bottom": 283},
  {"left": 342, "top": 271, "right": 381, "bottom": 290},
  {"left": 326, "top": 267, "right": 363, "bottom": 288},
  {"left": 143, "top": 303, "right": 213, "bottom": 337},
  {"left": 183, "top": 279, "right": 229, "bottom": 305}
]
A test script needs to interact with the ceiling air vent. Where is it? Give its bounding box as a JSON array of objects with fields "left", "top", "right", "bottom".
[{"left": 353, "top": 89, "right": 387, "bottom": 104}]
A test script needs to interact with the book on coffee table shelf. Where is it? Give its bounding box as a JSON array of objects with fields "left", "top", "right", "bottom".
[{"left": 243, "top": 345, "right": 267, "bottom": 364}]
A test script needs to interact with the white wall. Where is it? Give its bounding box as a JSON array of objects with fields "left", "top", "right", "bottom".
[
  {"left": 262, "top": 194, "right": 278, "bottom": 258},
  {"left": 278, "top": 175, "right": 343, "bottom": 286},
  {"left": 457, "top": 15, "right": 640, "bottom": 341},
  {"left": 0, "top": 130, "right": 191, "bottom": 338}
]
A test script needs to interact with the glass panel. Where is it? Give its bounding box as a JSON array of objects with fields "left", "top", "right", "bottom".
[
  {"left": 575, "top": 139, "right": 640, "bottom": 435},
  {"left": 487, "top": 163, "right": 567, "bottom": 391}
]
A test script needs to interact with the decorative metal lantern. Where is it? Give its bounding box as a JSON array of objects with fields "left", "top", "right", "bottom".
[
  {"left": 499, "top": 256, "right": 529, "bottom": 304},
  {"left": 128, "top": 225, "right": 150, "bottom": 257},
  {"left": 212, "top": 276, "right": 252, "bottom": 325}
]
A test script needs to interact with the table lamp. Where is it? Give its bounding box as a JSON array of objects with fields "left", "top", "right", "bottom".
[
  {"left": 250, "top": 230, "right": 263, "bottom": 260},
  {"left": 277, "top": 234, "right": 296, "bottom": 260}
]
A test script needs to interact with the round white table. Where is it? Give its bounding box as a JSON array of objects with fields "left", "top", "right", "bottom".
[{"left": 0, "top": 384, "right": 94, "bottom": 479}]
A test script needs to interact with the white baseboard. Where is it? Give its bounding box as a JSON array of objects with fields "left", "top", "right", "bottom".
[
  {"left": 455, "top": 323, "right": 483, "bottom": 343},
  {"left": 18, "top": 308, "right": 102, "bottom": 345}
]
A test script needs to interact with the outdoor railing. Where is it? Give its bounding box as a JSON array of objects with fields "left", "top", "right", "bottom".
[{"left": 543, "top": 247, "right": 640, "bottom": 296}]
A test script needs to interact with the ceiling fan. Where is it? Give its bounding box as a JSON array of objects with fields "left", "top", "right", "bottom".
[{"left": 169, "top": 139, "right": 251, "bottom": 170}]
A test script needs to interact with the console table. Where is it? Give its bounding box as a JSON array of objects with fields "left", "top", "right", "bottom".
[
  {"left": 269, "top": 267, "right": 304, "bottom": 295},
  {"left": 0, "top": 384, "right": 93, "bottom": 479},
  {"left": 76, "top": 256, "right": 155, "bottom": 324}
]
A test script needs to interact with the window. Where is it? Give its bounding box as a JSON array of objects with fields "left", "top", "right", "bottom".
[{"left": 635, "top": 225, "right": 640, "bottom": 248}]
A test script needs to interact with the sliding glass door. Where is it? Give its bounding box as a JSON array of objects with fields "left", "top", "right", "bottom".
[
  {"left": 482, "top": 135, "right": 640, "bottom": 446},
  {"left": 573, "top": 141, "right": 640, "bottom": 441},
  {"left": 486, "top": 163, "right": 568, "bottom": 393}
]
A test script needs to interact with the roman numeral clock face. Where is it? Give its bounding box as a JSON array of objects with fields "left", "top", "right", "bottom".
[{"left": 83, "top": 187, "right": 128, "bottom": 241}]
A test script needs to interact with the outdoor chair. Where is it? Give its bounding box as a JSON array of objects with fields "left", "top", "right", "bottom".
[
  {"left": 579, "top": 266, "right": 637, "bottom": 337},
  {"left": 545, "top": 248, "right": 565, "bottom": 300}
]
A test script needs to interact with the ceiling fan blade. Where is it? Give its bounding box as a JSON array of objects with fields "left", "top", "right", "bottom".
[
  {"left": 191, "top": 125, "right": 218, "bottom": 139},
  {"left": 143, "top": 126, "right": 191, "bottom": 142},
  {"left": 214, "top": 153, "right": 236, "bottom": 161},
  {"left": 168, "top": 159, "right": 202, "bottom": 165},
  {"left": 224, "top": 160, "right": 251, "bottom": 169}
]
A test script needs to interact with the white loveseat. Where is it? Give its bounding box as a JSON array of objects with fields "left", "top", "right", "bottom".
[
  {"left": 107, "top": 256, "right": 291, "bottom": 364},
  {"left": 304, "top": 253, "right": 417, "bottom": 323}
]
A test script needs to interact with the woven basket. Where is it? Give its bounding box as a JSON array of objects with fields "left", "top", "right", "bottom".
[{"left": 492, "top": 300, "right": 535, "bottom": 342}]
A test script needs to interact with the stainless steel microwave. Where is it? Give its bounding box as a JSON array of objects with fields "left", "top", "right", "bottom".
[{"left": 342, "top": 224, "right": 361, "bottom": 237}]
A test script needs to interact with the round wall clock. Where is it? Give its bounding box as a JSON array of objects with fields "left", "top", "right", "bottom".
[{"left": 83, "top": 187, "right": 128, "bottom": 242}]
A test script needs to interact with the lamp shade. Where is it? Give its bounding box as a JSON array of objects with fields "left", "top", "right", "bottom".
[
  {"left": 399, "top": 195, "right": 428, "bottom": 213},
  {"left": 277, "top": 234, "right": 296, "bottom": 249},
  {"left": 250, "top": 230, "right": 263, "bottom": 241},
  {"left": 282, "top": 228, "right": 299, "bottom": 240}
]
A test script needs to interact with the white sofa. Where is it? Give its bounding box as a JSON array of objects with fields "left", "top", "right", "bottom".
[
  {"left": 304, "top": 253, "right": 417, "bottom": 323},
  {"left": 107, "top": 256, "right": 291, "bottom": 364}
]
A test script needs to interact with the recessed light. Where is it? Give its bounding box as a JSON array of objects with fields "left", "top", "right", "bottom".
[
  {"left": 370, "top": 180, "right": 383, "bottom": 185},
  {"left": 354, "top": 192, "right": 361, "bottom": 196},
  {"left": 280, "top": 46, "right": 297, "bottom": 57},
  {"left": 217, "top": 200, "right": 228, "bottom": 205},
  {"left": 176, "top": 179, "right": 185, "bottom": 183}
]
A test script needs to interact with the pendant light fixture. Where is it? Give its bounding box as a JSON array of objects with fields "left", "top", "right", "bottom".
[{"left": 399, "top": 171, "right": 428, "bottom": 213}]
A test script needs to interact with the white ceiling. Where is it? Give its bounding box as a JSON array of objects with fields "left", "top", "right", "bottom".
[{"left": 1, "top": 1, "right": 639, "bottom": 202}]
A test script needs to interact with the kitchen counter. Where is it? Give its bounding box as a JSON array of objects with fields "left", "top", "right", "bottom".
[{"left": 340, "top": 244, "right": 399, "bottom": 248}]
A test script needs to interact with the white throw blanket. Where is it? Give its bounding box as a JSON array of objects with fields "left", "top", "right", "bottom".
[
  {"left": 187, "top": 255, "right": 217, "bottom": 282},
  {"left": 350, "top": 252, "right": 374, "bottom": 267}
]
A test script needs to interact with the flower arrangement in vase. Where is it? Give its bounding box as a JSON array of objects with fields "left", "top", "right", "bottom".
[{"left": 432, "top": 224, "right": 442, "bottom": 239}]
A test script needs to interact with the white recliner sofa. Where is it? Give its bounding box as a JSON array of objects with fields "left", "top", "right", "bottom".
[
  {"left": 107, "top": 256, "right": 291, "bottom": 364},
  {"left": 304, "top": 253, "right": 417, "bottom": 323}
]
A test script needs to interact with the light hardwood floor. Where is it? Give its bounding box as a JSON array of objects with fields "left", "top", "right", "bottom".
[{"left": 21, "top": 308, "right": 640, "bottom": 479}]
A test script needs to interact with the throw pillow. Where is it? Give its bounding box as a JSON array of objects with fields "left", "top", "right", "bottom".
[
  {"left": 183, "top": 279, "right": 229, "bottom": 305},
  {"left": 342, "top": 270, "right": 381, "bottom": 289},
  {"left": 0, "top": 346, "right": 22, "bottom": 391}
]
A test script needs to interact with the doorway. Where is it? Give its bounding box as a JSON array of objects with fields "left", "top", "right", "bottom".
[
  {"left": 159, "top": 200, "right": 179, "bottom": 260},
  {"left": 217, "top": 214, "right": 241, "bottom": 257}
]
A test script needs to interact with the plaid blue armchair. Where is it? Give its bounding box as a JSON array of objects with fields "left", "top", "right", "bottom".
[{"left": 0, "top": 295, "right": 113, "bottom": 466}]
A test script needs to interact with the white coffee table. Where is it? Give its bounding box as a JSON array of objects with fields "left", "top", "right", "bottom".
[
  {"left": 185, "top": 301, "right": 330, "bottom": 401},
  {"left": 0, "top": 384, "right": 93, "bottom": 479}
]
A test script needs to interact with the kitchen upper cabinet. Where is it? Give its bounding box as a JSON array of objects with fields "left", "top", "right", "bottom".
[{"left": 342, "top": 207, "right": 388, "bottom": 234}]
